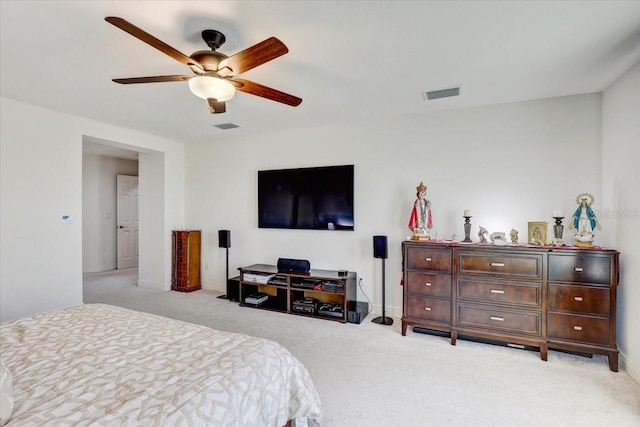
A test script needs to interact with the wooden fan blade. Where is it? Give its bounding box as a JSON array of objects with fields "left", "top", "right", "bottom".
[
  {"left": 112, "top": 75, "right": 192, "bottom": 84},
  {"left": 105, "top": 17, "right": 204, "bottom": 73},
  {"left": 218, "top": 37, "right": 288, "bottom": 76},
  {"left": 232, "top": 78, "right": 302, "bottom": 106}
]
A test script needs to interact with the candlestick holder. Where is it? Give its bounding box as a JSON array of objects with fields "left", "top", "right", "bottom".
[
  {"left": 552, "top": 216, "right": 564, "bottom": 246},
  {"left": 463, "top": 216, "right": 472, "bottom": 243}
]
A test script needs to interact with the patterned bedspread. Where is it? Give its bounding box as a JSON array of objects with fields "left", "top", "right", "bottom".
[{"left": 0, "top": 304, "right": 323, "bottom": 426}]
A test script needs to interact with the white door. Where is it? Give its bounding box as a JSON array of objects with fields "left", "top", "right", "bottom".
[{"left": 117, "top": 175, "right": 139, "bottom": 269}]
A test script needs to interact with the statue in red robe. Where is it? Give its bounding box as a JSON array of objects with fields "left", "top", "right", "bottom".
[{"left": 408, "top": 182, "right": 432, "bottom": 240}]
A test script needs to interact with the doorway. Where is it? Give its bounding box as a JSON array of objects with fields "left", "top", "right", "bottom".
[
  {"left": 117, "top": 175, "right": 139, "bottom": 269},
  {"left": 82, "top": 141, "right": 139, "bottom": 273},
  {"left": 82, "top": 135, "right": 170, "bottom": 293}
]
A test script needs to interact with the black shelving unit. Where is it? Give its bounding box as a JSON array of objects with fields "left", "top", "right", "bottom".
[{"left": 239, "top": 264, "right": 357, "bottom": 323}]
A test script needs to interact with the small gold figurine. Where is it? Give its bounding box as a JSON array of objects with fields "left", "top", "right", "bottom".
[{"left": 510, "top": 228, "right": 519, "bottom": 244}]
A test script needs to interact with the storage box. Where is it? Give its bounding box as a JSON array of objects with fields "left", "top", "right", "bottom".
[{"left": 347, "top": 301, "right": 369, "bottom": 324}]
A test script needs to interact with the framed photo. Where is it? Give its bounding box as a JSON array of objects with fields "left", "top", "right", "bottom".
[{"left": 527, "top": 222, "right": 548, "bottom": 246}]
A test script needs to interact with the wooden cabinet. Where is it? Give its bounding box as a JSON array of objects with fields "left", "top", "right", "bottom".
[
  {"left": 239, "top": 264, "right": 357, "bottom": 323},
  {"left": 547, "top": 251, "right": 619, "bottom": 371},
  {"left": 401, "top": 241, "right": 620, "bottom": 371},
  {"left": 171, "top": 230, "right": 201, "bottom": 292}
]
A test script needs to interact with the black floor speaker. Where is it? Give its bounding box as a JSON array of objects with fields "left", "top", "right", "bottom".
[
  {"left": 372, "top": 235, "right": 392, "bottom": 325},
  {"left": 217, "top": 229, "right": 232, "bottom": 299}
]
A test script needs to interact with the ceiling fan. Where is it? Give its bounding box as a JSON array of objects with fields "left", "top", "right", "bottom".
[{"left": 105, "top": 16, "right": 302, "bottom": 114}]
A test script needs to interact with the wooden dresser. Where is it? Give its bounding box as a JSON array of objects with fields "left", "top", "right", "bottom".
[
  {"left": 402, "top": 241, "right": 620, "bottom": 371},
  {"left": 171, "top": 230, "right": 201, "bottom": 292}
]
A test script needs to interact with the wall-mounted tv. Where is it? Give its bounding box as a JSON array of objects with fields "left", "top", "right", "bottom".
[{"left": 258, "top": 165, "right": 354, "bottom": 231}]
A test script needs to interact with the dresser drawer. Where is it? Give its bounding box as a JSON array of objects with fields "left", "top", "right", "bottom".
[
  {"left": 406, "top": 247, "right": 452, "bottom": 272},
  {"left": 458, "top": 251, "right": 542, "bottom": 279},
  {"left": 548, "top": 283, "right": 610, "bottom": 316},
  {"left": 548, "top": 253, "right": 611, "bottom": 285},
  {"left": 406, "top": 272, "right": 451, "bottom": 298},
  {"left": 405, "top": 296, "right": 451, "bottom": 323},
  {"left": 457, "top": 303, "right": 541, "bottom": 335},
  {"left": 547, "top": 313, "right": 610, "bottom": 346},
  {"left": 457, "top": 278, "right": 541, "bottom": 307}
]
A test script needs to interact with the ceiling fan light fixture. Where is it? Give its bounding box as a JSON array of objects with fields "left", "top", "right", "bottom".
[{"left": 188, "top": 75, "right": 235, "bottom": 101}]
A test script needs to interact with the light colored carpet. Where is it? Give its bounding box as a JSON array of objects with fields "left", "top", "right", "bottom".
[{"left": 83, "top": 268, "right": 640, "bottom": 426}]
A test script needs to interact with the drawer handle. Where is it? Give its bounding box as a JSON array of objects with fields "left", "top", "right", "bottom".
[
  {"left": 490, "top": 316, "right": 504, "bottom": 322},
  {"left": 425, "top": 282, "right": 432, "bottom": 287},
  {"left": 574, "top": 296, "right": 583, "bottom": 302},
  {"left": 425, "top": 257, "right": 432, "bottom": 262},
  {"left": 574, "top": 267, "right": 584, "bottom": 272},
  {"left": 490, "top": 289, "right": 505, "bottom": 294},
  {"left": 573, "top": 325, "right": 583, "bottom": 331},
  {"left": 490, "top": 262, "right": 505, "bottom": 267},
  {"left": 425, "top": 307, "right": 432, "bottom": 311}
]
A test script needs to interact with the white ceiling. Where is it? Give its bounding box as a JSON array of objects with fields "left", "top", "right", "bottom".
[{"left": 2, "top": 1, "right": 639, "bottom": 145}]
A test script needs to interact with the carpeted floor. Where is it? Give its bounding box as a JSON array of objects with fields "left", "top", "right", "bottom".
[{"left": 84, "top": 268, "right": 640, "bottom": 426}]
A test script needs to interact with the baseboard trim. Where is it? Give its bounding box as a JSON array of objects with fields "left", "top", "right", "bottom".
[
  {"left": 369, "top": 304, "right": 402, "bottom": 320},
  {"left": 83, "top": 264, "right": 112, "bottom": 274},
  {"left": 137, "top": 280, "right": 163, "bottom": 291},
  {"left": 619, "top": 350, "right": 640, "bottom": 385},
  {"left": 201, "top": 281, "right": 226, "bottom": 294}
]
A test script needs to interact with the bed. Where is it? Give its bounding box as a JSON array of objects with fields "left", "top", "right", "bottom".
[{"left": 0, "top": 304, "right": 323, "bottom": 426}]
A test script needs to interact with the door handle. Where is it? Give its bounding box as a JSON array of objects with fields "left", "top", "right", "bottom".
[{"left": 118, "top": 225, "right": 126, "bottom": 229}]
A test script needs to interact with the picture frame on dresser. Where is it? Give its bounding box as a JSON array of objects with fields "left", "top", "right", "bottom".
[{"left": 527, "top": 221, "right": 548, "bottom": 246}]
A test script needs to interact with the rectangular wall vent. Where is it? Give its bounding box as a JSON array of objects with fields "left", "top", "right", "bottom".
[
  {"left": 423, "top": 86, "right": 461, "bottom": 100},
  {"left": 214, "top": 123, "right": 240, "bottom": 130}
]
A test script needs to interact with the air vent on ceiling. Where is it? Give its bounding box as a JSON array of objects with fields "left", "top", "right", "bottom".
[
  {"left": 423, "top": 86, "right": 461, "bottom": 100},
  {"left": 214, "top": 123, "right": 240, "bottom": 130}
]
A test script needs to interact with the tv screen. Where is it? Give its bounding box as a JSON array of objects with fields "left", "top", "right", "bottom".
[{"left": 258, "top": 165, "right": 354, "bottom": 231}]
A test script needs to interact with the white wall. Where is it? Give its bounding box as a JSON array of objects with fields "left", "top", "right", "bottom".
[
  {"left": 138, "top": 150, "right": 170, "bottom": 291},
  {"left": 186, "top": 94, "right": 604, "bottom": 317},
  {"left": 0, "top": 97, "right": 185, "bottom": 321},
  {"left": 602, "top": 61, "right": 640, "bottom": 381},
  {"left": 1, "top": 99, "right": 83, "bottom": 321},
  {"left": 82, "top": 153, "right": 138, "bottom": 273}
]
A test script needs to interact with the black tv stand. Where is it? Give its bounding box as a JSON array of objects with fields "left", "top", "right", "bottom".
[{"left": 239, "top": 264, "right": 357, "bottom": 323}]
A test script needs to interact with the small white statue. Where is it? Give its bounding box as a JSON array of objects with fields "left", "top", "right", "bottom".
[
  {"left": 478, "top": 226, "right": 489, "bottom": 243},
  {"left": 510, "top": 228, "right": 519, "bottom": 244}
]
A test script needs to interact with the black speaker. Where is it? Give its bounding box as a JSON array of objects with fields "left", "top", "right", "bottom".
[
  {"left": 218, "top": 230, "right": 231, "bottom": 248},
  {"left": 217, "top": 229, "right": 232, "bottom": 301},
  {"left": 373, "top": 235, "right": 388, "bottom": 259},
  {"left": 372, "top": 234, "right": 392, "bottom": 326},
  {"left": 277, "top": 258, "right": 311, "bottom": 274}
]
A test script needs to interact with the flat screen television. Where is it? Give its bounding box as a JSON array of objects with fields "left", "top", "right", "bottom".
[{"left": 258, "top": 165, "right": 354, "bottom": 231}]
